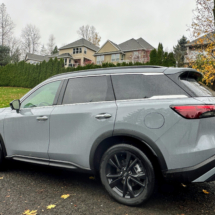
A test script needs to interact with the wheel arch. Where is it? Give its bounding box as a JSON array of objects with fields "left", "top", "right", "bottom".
[{"left": 89, "top": 130, "right": 167, "bottom": 174}]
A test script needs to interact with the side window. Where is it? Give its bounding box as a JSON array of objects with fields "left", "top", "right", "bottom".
[
  {"left": 112, "top": 74, "right": 144, "bottom": 100},
  {"left": 111, "top": 74, "right": 188, "bottom": 100},
  {"left": 21, "top": 81, "right": 61, "bottom": 108},
  {"left": 62, "top": 76, "right": 115, "bottom": 104}
]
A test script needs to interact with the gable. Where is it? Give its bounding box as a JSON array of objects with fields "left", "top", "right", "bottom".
[{"left": 98, "top": 41, "right": 119, "bottom": 53}]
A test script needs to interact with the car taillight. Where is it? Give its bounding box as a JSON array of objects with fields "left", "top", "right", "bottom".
[{"left": 171, "top": 105, "right": 215, "bottom": 119}]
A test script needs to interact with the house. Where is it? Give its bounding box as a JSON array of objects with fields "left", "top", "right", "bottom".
[
  {"left": 94, "top": 38, "right": 154, "bottom": 64},
  {"left": 58, "top": 38, "right": 99, "bottom": 67},
  {"left": 25, "top": 38, "right": 99, "bottom": 67},
  {"left": 25, "top": 53, "right": 49, "bottom": 65},
  {"left": 184, "top": 32, "right": 214, "bottom": 64}
]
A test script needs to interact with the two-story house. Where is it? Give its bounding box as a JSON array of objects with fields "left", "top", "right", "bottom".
[
  {"left": 58, "top": 38, "right": 99, "bottom": 67},
  {"left": 94, "top": 38, "right": 154, "bottom": 65},
  {"left": 25, "top": 38, "right": 99, "bottom": 67},
  {"left": 184, "top": 32, "right": 214, "bottom": 64}
]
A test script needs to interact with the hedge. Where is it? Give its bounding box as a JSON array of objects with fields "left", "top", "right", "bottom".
[{"left": 0, "top": 58, "right": 150, "bottom": 88}]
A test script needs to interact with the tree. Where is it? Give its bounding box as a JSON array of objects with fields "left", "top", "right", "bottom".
[
  {"left": 47, "top": 34, "right": 55, "bottom": 54},
  {"left": 52, "top": 46, "right": 58, "bottom": 54},
  {"left": 150, "top": 49, "right": 157, "bottom": 65},
  {"left": 157, "top": 43, "right": 164, "bottom": 65},
  {"left": 77, "top": 25, "right": 101, "bottom": 46},
  {"left": 40, "top": 44, "right": 48, "bottom": 56},
  {"left": 7, "top": 36, "right": 21, "bottom": 63},
  {"left": 167, "top": 52, "right": 176, "bottom": 67},
  {"left": 173, "top": 36, "right": 188, "bottom": 67},
  {"left": 21, "top": 24, "right": 41, "bottom": 54},
  {"left": 187, "top": 0, "right": 215, "bottom": 85},
  {"left": 0, "top": 45, "right": 10, "bottom": 66},
  {"left": 0, "top": 3, "right": 15, "bottom": 46}
]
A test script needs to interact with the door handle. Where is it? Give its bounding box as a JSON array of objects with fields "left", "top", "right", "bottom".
[
  {"left": 36, "top": 116, "right": 48, "bottom": 121},
  {"left": 95, "top": 113, "right": 112, "bottom": 119}
]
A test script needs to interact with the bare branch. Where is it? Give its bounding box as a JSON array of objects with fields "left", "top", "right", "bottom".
[
  {"left": 21, "top": 24, "right": 41, "bottom": 54},
  {"left": 0, "top": 3, "right": 15, "bottom": 46},
  {"left": 77, "top": 25, "right": 101, "bottom": 46}
]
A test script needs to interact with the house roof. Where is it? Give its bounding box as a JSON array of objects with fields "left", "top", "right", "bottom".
[
  {"left": 94, "top": 40, "right": 124, "bottom": 56},
  {"left": 118, "top": 38, "right": 144, "bottom": 51},
  {"left": 136, "top": 38, "right": 154, "bottom": 50},
  {"left": 94, "top": 37, "right": 154, "bottom": 56},
  {"left": 57, "top": 53, "right": 73, "bottom": 59},
  {"left": 59, "top": 38, "right": 99, "bottom": 51},
  {"left": 109, "top": 40, "right": 122, "bottom": 51},
  {"left": 25, "top": 53, "right": 46, "bottom": 62},
  {"left": 185, "top": 32, "right": 215, "bottom": 47}
]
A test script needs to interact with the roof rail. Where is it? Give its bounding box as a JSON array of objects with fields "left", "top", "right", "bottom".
[{"left": 48, "top": 65, "right": 165, "bottom": 79}]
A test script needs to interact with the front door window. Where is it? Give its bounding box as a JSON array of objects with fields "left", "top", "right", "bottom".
[{"left": 21, "top": 81, "right": 61, "bottom": 109}]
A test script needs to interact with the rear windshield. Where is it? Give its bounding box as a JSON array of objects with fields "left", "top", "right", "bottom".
[{"left": 180, "top": 71, "right": 215, "bottom": 97}]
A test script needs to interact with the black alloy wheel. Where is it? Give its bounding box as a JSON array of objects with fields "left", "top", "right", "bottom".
[{"left": 100, "top": 144, "right": 155, "bottom": 206}]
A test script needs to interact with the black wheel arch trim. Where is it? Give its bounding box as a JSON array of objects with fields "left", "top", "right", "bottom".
[
  {"left": 0, "top": 133, "right": 7, "bottom": 157},
  {"left": 89, "top": 129, "right": 168, "bottom": 172}
]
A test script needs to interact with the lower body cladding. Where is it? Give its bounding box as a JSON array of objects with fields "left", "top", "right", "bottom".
[
  {"left": 6, "top": 155, "right": 91, "bottom": 172},
  {"left": 163, "top": 155, "right": 215, "bottom": 183}
]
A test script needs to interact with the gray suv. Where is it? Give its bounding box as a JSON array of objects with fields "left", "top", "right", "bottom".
[{"left": 0, "top": 66, "right": 215, "bottom": 206}]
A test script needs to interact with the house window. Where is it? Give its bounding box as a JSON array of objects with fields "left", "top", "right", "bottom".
[
  {"left": 84, "top": 48, "right": 87, "bottom": 54},
  {"left": 97, "top": 55, "right": 104, "bottom": 64},
  {"left": 73, "top": 47, "right": 82, "bottom": 54},
  {"left": 69, "top": 59, "right": 71, "bottom": 64},
  {"left": 111, "top": 54, "right": 120, "bottom": 62},
  {"left": 133, "top": 52, "right": 138, "bottom": 57},
  {"left": 64, "top": 58, "right": 67, "bottom": 65}
]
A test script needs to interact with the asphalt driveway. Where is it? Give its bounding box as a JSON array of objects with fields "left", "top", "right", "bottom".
[{"left": 0, "top": 161, "right": 215, "bottom": 215}]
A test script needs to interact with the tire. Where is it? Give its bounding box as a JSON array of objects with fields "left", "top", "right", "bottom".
[
  {"left": 0, "top": 143, "right": 6, "bottom": 170},
  {"left": 100, "top": 144, "right": 155, "bottom": 206}
]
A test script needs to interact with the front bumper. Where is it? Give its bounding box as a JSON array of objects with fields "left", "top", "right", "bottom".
[{"left": 162, "top": 155, "right": 215, "bottom": 183}]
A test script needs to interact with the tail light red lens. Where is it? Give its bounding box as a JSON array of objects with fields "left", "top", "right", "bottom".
[{"left": 171, "top": 105, "right": 215, "bottom": 119}]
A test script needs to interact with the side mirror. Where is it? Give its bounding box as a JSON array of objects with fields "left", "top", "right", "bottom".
[{"left": 10, "top": 99, "right": 20, "bottom": 113}]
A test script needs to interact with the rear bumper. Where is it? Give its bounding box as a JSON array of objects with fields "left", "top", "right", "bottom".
[{"left": 162, "top": 155, "right": 215, "bottom": 183}]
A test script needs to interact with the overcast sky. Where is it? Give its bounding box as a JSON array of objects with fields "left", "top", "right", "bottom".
[{"left": 2, "top": 0, "right": 196, "bottom": 51}]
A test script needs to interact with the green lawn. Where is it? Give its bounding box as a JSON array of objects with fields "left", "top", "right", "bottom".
[{"left": 0, "top": 87, "right": 31, "bottom": 108}]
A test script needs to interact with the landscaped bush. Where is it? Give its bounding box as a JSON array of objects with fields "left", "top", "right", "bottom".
[{"left": 0, "top": 58, "right": 149, "bottom": 88}]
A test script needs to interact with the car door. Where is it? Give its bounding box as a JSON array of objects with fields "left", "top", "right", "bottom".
[
  {"left": 4, "top": 80, "right": 62, "bottom": 160},
  {"left": 48, "top": 75, "right": 117, "bottom": 169}
]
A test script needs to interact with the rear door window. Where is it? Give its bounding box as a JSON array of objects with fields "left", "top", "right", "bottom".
[
  {"left": 111, "top": 74, "right": 188, "bottom": 100},
  {"left": 62, "top": 76, "right": 115, "bottom": 104}
]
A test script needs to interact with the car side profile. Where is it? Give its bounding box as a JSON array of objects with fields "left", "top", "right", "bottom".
[{"left": 0, "top": 65, "right": 215, "bottom": 206}]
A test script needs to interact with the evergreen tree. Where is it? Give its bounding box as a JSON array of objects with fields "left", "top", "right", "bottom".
[
  {"left": 150, "top": 49, "right": 157, "bottom": 65},
  {"left": 0, "top": 45, "right": 10, "bottom": 66},
  {"left": 167, "top": 52, "right": 176, "bottom": 67},
  {"left": 162, "top": 52, "right": 169, "bottom": 67},
  {"left": 173, "top": 35, "right": 188, "bottom": 67},
  {"left": 52, "top": 46, "right": 58, "bottom": 54},
  {"left": 157, "top": 43, "right": 164, "bottom": 65}
]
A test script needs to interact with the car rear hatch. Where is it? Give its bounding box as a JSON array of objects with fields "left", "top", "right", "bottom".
[{"left": 167, "top": 70, "right": 215, "bottom": 119}]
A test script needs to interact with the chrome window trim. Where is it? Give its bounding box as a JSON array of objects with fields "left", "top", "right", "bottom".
[{"left": 115, "top": 95, "right": 188, "bottom": 102}]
